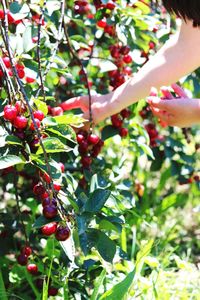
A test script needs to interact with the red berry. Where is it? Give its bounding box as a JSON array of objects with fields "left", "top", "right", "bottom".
[
  {"left": 42, "top": 198, "right": 57, "bottom": 207},
  {"left": 55, "top": 225, "right": 70, "bottom": 241},
  {"left": 33, "top": 182, "right": 46, "bottom": 196},
  {"left": 53, "top": 182, "right": 61, "bottom": 192},
  {"left": 77, "top": 134, "right": 85, "bottom": 144},
  {"left": 15, "top": 101, "right": 27, "bottom": 114},
  {"left": 48, "top": 287, "right": 58, "bottom": 296},
  {"left": 40, "top": 191, "right": 49, "bottom": 200},
  {"left": 123, "top": 55, "right": 132, "bottom": 64},
  {"left": 33, "top": 110, "right": 44, "bottom": 121},
  {"left": 97, "top": 19, "right": 107, "bottom": 28},
  {"left": 27, "top": 264, "right": 38, "bottom": 275},
  {"left": 3, "top": 56, "right": 11, "bottom": 68},
  {"left": 16, "top": 63, "right": 24, "bottom": 70},
  {"left": 13, "top": 115, "right": 28, "bottom": 129},
  {"left": 41, "top": 222, "right": 57, "bottom": 236},
  {"left": 0, "top": 9, "right": 5, "bottom": 19},
  {"left": 79, "top": 176, "right": 87, "bottom": 189},
  {"left": 149, "top": 41, "right": 155, "bottom": 49},
  {"left": 43, "top": 205, "right": 57, "bottom": 219},
  {"left": 59, "top": 162, "right": 65, "bottom": 173},
  {"left": 80, "top": 156, "right": 92, "bottom": 168},
  {"left": 111, "top": 114, "right": 123, "bottom": 128},
  {"left": 21, "top": 246, "right": 32, "bottom": 257},
  {"left": 17, "top": 254, "right": 28, "bottom": 266},
  {"left": 4, "top": 105, "right": 18, "bottom": 121},
  {"left": 120, "top": 46, "right": 130, "bottom": 55},
  {"left": 123, "top": 66, "right": 132, "bottom": 76},
  {"left": 119, "top": 127, "right": 128, "bottom": 137},
  {"left": 106, "top": 2, "right": 116, "bottom": 10},
  {"left": 32, "top": 36, "right": 38, "bottom": 43},
  {"left": 29, "top": 118, "right": 41, "bottom": 130},
  {"left": 7, "top": 11, "right": 15, "bottom": 24},
  {"left": 17, "top": 68, "right": 25, "bottom": 79},
  {"left": 39, "top": 171, "right": 51, "bottom": 184},
  {"left": 78, "top": 140, "right": 88, "bottom": 154},
  {"left": 26, "top": 76, "right": 35, "bottom": 83},
  {"left": 87, "top": 134, "right": 100, "bottom": 145},
  {"left": 120, "top": 108, "right": 131, "bottom": 119}
]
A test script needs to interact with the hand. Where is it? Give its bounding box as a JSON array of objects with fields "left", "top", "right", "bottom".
[
  {"left": 59, "top": 93, "right": 111, "bottom": 125},
  {"left": 147, "top": 83, "right": 200, "bottom": 128}
]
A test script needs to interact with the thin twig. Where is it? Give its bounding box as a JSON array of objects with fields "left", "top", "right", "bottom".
[
  {"left": 13, "top": 171, "right": 28, "bottom": 242},
  {"left": 1, "top": 0, "right": 54, "bottom": 195},
  {"left": 63, "top": 22, "right": 93, "bottom": 128},
  {"left": 36, "top": 0, "right": 65, "bottom": 98},
  {"left": 36, "top": 1, "right": 47, "bottom": 101}
]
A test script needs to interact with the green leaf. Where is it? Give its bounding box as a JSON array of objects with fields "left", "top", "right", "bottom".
[
  {"left": 43, "top": 114, "right": 86, "bottom": 126},
  {"left": 101, "top": 125, "right": 119, "bottom": 141},
  {"left": 34, "top": 99, "right": 48, "bottom": 116},
  {"left": 99, "top": 269, "right": 136, "bottom": 300},
  {"left": 36, "top": 137, "right": 72, "bottom": 155},
  {"left": 46, "top": 0, "right": 60, "bottom": 15},
  {"left": 0, "top": 268, "right": 8, "bottom": 300},
  {"left": 23, "top": 26, "right": 35, "bottom": 53},
  {"left": 0, "top": 155, "right": 24, "bottom": 170},
  {"left": 84, "top": 189, "right": 111, "bottom": 212},
  {"left": 5, "top": 135, "right": 23, "bottom": 146},
  {"left": 32, "top": 215, "right": 62, "bottom": 229},
  {"left": 70, "top": 35, "right": 87, "bottom": 43},
  {"left": 88, "top": 230, "right": 116, "bottom": 263},
  {"left": 46, "top": 124, "right": 76, "bottom": 142},
  {"left": 91, "top": 269, "right": 106, "bottom": 300}
]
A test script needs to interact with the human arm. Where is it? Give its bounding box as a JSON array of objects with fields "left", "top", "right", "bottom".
[{"left": 60, "top": 20, "right": 200, "bottom": 124}]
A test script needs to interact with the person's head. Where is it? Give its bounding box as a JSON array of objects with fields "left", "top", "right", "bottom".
[{"left": 162, "top": 0, "right": 200, "bottom": 27}]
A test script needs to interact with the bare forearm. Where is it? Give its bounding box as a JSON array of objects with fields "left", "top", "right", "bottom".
[{"left": 106, "top": 21, "right": 200, "bottom": 115}]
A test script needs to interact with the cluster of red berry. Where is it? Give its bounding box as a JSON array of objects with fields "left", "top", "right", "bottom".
[
  {"left": 3, "top": 102, "right": 44, "bottom": 131},
  {"left": 111, "top": 108, "right": 131, "bottom": 138},
  {"left": 145, "top": 123, "right": 164, "bottom": 147},
  {"left": 95, "top": 0, "right": 117, "bottom": 36},
  {"left": 77, "top": 130, "right": 104, "bottom": 170},
  {"left": 108, "top": 45, "right": 132, "bottom": 89},
  {"left": 0, "top": 55, "right": 35, "bottom": 83},
  {"left": 74, "top": 0, "right": 90, "bottom": 15},
  {"left": 94, "top": 0, "right": 116, "bottom": 10}
]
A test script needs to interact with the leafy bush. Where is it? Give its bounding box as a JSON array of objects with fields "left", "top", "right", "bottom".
[{"left": 0, "top": 0, "right": 199, "bottom": 299}]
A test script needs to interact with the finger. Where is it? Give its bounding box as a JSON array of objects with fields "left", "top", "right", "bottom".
[
  {"left": 150, "top": 107, "right": 169, "bottom": 127},
  {"left": 60, "top": 96, "right": 89, "bottom": 112},
  {"left": 147, "top": 96, "right": 171, "bottom": 111},
  {"left": 149, "top": 87, "right": 158, "bottom": 96},
  {"left": 171, "top": 83, "right": 188, "bottom": 98},
  {"left": 160, "top": 86, "right": 174, "bottom": 99}
]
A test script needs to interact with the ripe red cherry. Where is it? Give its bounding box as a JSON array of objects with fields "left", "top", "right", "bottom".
[
  {"left": 17, "top": 68, "right": 25, "bottom": 79},
  {"left": 80, "top": 156, "right": 92, "bottom": 168},
  {"left": 53, "top": 182, "right": 61, "bottom": 192},
  {"left": 78, "top": 141, "right": 88, "bottom": 154},
  {"left": 59, "top": 162, "right": 65, "bottom": 173},
  {"left": 33, "top": 110, "right": 45, "bottom": 121},
  {"left": 4, "top": 105, "right": 18, "bottom": 121},
  {"left": 123, "top": 55, "right": 132, "bottom": 64},
  {"left": 29, "top": 118, "right": 41, "bottom": 130},
  {"left": 87, "top": 134, "right": 100, "bottom": 145},
  {"left": 15, "top": 101, "right": 27, "bottom": 114},
  {"left": 76, "top": 134, "right": 85, "bottom": 144},
  {"left": 7, "top": 11, "right": 15, "bottom": 24},
  {"left": 149, "top": 41, "right": 155, "bottom": 49},
  {"left": 3, "top": 56, "right": 11, "bottom": 68},
  {"left": 42, "top": 197, "right": 57, "bottom": 207},
  {"left": 27, "top": 263, "right": 38, "bottom": 275},
  {"left": 17, "top": 254, "right": 28, "bottom": 266},
  {"left": 55, "top": 225, "right": 70, "bottom": 241},
  {"left": 0, "top": 9, "right": 5, "bottom": 19},
  {"left": 120, "top": 45, "right": 130, "bottom": 55},
  {"left": 42, "top": 222, "right": 57, "bottom": 236},
  {"left": 13, "top": 115, "right": 28, "bottom": 129},
  {"left": 43, "top": 205, "right": 57, "bottom": 219},
  {"left": 39, "top": 171, "right": 51, "bottom": 184},
  {"left": 21, "top": 246, "right": 32, "bottom": 257},
  {"left": 106, "top": 2, "right": 116, "bottom": 10},
  {"left": 40, "top": 191, "right": 49, "bottom": 200},
  {"left": 111, "top": 114, "right": 123, "bottom": 128},
  {"left": 97, "top": 19, "right": 107, "bottom": 28},
  {"left": 48, "top": 287, "right": 58, "bottom": 296},
  {"left": 119, "top": 127, "right": 128, "bottom": 137},
  {"left": 26, "top": 76, "right": 35, "bottom": 83},
  {"left": 120, "top": 108, "right": 131, "bottom": 119},
  {"left": 33, "top": 182, "right": 46, "bottom": 195}
]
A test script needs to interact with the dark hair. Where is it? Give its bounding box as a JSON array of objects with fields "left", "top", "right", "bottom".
[{"left": 162, "top": 0, "right": 200, "bottom": 27}]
